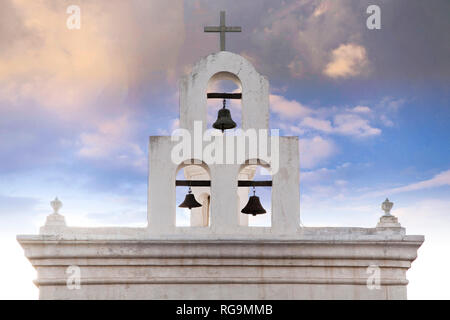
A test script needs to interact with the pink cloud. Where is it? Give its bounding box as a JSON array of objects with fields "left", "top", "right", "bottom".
[
  {"left": 324, "top": 44, "right": 369, "bottom": 78},
  {"left": 299, "top": 136, "right": 336, "bottom": 169},
  {"left": 270, "top": 94, "right": 312, "bottom": 119}
]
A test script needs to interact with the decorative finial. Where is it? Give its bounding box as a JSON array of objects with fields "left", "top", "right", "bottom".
[
  {"left": 50, "top": 197, "right": 63, "bottom": 214},
  {"left": 381, "top": 198, "right": 393, "bottom": 216}
]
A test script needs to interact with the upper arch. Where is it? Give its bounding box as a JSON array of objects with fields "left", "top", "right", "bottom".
[{"left": 179, "top": 51, "right": 269, "bottom": 132}]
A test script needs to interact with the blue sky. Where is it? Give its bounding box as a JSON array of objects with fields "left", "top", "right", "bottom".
[{"left": 0, "top": 0, "right": 449, "bottom": 299}]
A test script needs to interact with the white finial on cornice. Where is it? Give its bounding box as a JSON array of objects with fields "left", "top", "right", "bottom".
[
  {"left": 377, "top": 198, "right": 402, "bottom": 230},
  {"left": 50, "top": 197, "right": 63, "bottom": 214},
  {"left": 41, "top": 197, "right": 66, "bottom": 234},
  {"left": 381, "top": 198, "right": 393, "bottom": 216}
]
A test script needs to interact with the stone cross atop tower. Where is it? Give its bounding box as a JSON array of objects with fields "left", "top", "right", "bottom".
[{"left": 204, "top": 11, "right": 241, "bottom": 51}]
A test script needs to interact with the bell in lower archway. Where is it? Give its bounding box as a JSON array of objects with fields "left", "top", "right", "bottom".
[
  {"left": 241, "top": 187, "right": 267, "bottom": 216},
  {"left": 213, "top": 99, "right": 236, "bottom": 132},
  {"left": 179, "top": 186, "right": 202, "bottom": 209}
]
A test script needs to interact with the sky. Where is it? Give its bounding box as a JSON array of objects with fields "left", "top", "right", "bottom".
[{"left": 0, "top": 0, "right": 449, "bottom": 299}]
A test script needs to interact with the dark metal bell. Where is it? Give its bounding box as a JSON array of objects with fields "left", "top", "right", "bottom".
[
  {"left": 179, "top": 187, "right": 202, "bottom": 209},
  {"left": 213, "top": 99, "right": 236, "bottom": 132},
  {"left": 241, "top": 188, "right": 267, "bottom": 216}
]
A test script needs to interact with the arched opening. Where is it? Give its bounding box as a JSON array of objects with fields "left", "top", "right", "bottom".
[
  {"left": 207, "top": 72, "right": 242, "bottom": 133},
  {"left": 238, "top": 160, "right": 272, "bottom": 227},
  {"left": 175, "top": 161, "right": 211, "bottom": 227}
]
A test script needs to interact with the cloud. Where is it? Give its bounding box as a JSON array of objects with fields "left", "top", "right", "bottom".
[
  {"left": 333, "top": 114, "right": 381, "bottom": 137},
  {"left": 312, "top": 2, "right": 329, "bottom": 17},
  {"left": 299, "top": 113, "right": 381, "bottom": 138},
  {"left": 378, "top": 97, "right": 406, "bottom": 112},
  {"left": 300, "top": 117, "right": 333, "bottom": 133},
  {"left": 270, "top": 94, "right": 381, "bottom": 138},
  {"left": 301, "top": 167, "right": 335, "bottom": 183},
  {"left": 0, "top": 0, "right": 184, "bottom": 173},
  {"left": 288, "top": 58, "right": 304, "bottom": 78},
  {"left": 351, "top": 106, "right": 371, "bottom": 113},
  {"left": 249, "top": 0, "right": 366, "bottom": 79},
  {"left": 364, "top": 170, "right": 450, "bottom": 198},
  {"left": 270, "top": 94, "right": 312, "bottom": 119},
  {"left": 388, "top": 170, "right": 450, "bottom": 194},
  {"left": 299, "top": 136, "right": 336, "bottom": 169},
  {"left": 375, "top": 96, "right": 406, "bottom": 127},
  {"left": 0, "top": 0, "right": 185, "bottom": 120},
  {"left": 324, "top": 43, "right": 369, "bottom": 78},
  {"left": 77, "top": 115, "right": 146, "bottom": 171},
  {"left": 245, "top": 0, "right": 450, "bottom": 81}
]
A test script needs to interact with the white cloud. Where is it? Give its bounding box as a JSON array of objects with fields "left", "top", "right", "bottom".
[
  {"left": 364, "top": 170, "right": 450, "bottom": 198},
  {"left": 270, "top": 94, "right": 312, "bottom": 119},
  {"left": 380, "top": 114, "right": 394, "bottom": 127},
  {"left": 299, "top": 113, "right": 381, "bottom": 138},
  {"left": 271, "top": 95, "right": 381, "bottom": 138},
  {"left": 300, "top": 117, "right": 333, "bottom": 133},
  {"left": 351, "top": 106, "right": 371, "bottom": 113},
  {"left": 388, "top": 170, "right": 450, "bottom": 194},
  {"left": 324, "top": 43, "right": 369, "bottom": 78},
  {"left": 77, "top": 116, "right": 146, "bottom": 170},
  {"left": 333, "top": 114, "right": 381, "bottom": 137},
  {"left": 299, "top": 136, "right": 336, "bottom": 169},
  {"left": 313, "top": 2, "right": 329, "bottom": 17},
  {"left": 301, "top": 167, "right": 335, "bottom": 183},
  {"left": 334, "top": 179, "right": 348, "bottom": 186}
]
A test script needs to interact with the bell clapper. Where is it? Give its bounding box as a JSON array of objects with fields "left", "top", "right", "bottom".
[
  {"left": 221, "top": 99, "right": 226, "bottom": 133},
  {"left": 252, "top": 187, "right": 256, "bottom": 216}
]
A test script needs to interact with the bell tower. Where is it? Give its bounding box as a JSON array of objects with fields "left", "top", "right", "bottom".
[
  {"left": 18, "top": 11, "right": 423, "bottom": 300},
  {"left": 148, "top": 48, "right": 300, "bottom": 235}
]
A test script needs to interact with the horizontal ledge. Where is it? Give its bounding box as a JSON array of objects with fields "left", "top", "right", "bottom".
[
  {"left": 29, "top": 258, "right": 412, "bottom": 268},
  {"left": 34, "top": 277, "right": 409, "bottom": 287},
  {"left": 207, "top": 93, "right": 242, "bottom": 99},
  {"left": 18, "top": 238, "right": 423, "bottom": 246},
  {"left": 176, "top": 180, "right": 272, "bottom": 187}
]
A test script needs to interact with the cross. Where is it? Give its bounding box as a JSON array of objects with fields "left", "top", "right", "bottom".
[{"left": 204, "top": 11, "right": 241, "bottom": 51}]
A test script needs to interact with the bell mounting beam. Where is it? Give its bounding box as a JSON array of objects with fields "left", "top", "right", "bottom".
[
  {"left": 207, "top": 93, "right": 242, "bottom": 99},
  {"left": 176, "top": 180, "right": 272, "bottom": 187},
  {"left": 237, "top": 181, "right": 272, "bottom": 187}
]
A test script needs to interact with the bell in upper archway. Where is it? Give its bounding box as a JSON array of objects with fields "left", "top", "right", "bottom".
[
  {"left": 179, "top": 186, "right": 202, "bottom": 209},
  {"left": 241, "top": 187, "right": 267, "bottom": 216},
  {"left": 213, "top": 99, "right": 236, "bottom": 132}
]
